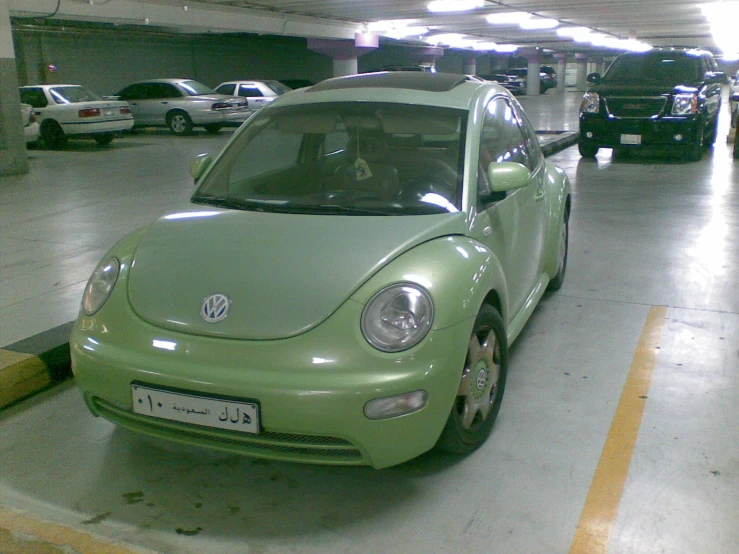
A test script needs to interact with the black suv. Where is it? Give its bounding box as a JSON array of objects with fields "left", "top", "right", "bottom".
[
  {"left": 578, "top": 48, "right": 724, "bottom": 160},
  {"left": 505, "top": 66, "right": 557, "bottom": 93}
]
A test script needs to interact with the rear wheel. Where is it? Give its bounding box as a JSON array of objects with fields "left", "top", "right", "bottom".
[
  {"left": 578, "top": 140, "right": 599, "bottom": 158},
  {"left": 167, "top": 111, "right": 193, "bottom": 135},
  {"left": 40, "top": 120, "right": 67, "bottom": 149},
  {"left": 436, "top": 305, "right": 508, "bottom": 454},
  {"left": 204, "top": 124, "right": 223, "bottom": 134},
  {"left": 94, "top": 133, "right": 115, "bottom": 146},
  {"left": 547, "top": 206, "right": 569, "bottom": 292}
]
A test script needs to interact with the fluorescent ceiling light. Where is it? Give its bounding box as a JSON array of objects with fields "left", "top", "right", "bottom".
[
  {"left": 495, "top": 44, "right": 519, "bottom": 53},
  {"left": 428, "top": 0, "right": 484, "bottom": 13},
  {"left": 425, "top": 33, "right": 474, "bottom": 48},
  {"left": 519, "top": 18, "right": 559, "bottom": 30},
  {"left": 367, "top": 19, "right": 429, "bottom": 39},
  {"left": 486, "top": 12, "right": 530, "bottom": 25},
  {"left": 472, "top": 41, "right": 498, "bottom": 51},
  {"left": 701, "top": 2, "right": 739, "bottom": 60},
  {"left": 557, "top": 26, "right": 592, "bottom": 38}
]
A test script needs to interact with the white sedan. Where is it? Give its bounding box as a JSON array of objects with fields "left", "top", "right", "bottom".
[
  {"left": 19, "top": 85, "right": 134, "bottom": 148},
  {"left": 214, "top": 80, "right": 292, "bottom": 110},
  {"left": 730, "top": 70, "right": 739, "bottom": 129},
  {"left": 21, "top": 103, "right": 39, "bottom": 145}
]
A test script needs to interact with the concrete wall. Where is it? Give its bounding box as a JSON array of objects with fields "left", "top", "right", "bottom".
[{"left": 13, "top": 27, "right": 334, "bottom": 95}]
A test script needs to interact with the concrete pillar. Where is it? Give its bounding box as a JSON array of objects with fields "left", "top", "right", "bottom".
[
  {"left": 554, "top": 53, "right": 568, "bottom": 93},
  {"left": 575, "top": 53, "right": 589, "bottom": 92},
  {"left": 307, "top": 33, "right": 379, "bottom": 78},
  {"left": 462, "top": 53, "right": 477, "bottom": 76},
  {"left": 0, "top": 0, "right": 28, "bottom": 176},
  {"left": 520, "top": 48, "right": 541, "bottom": 96}
]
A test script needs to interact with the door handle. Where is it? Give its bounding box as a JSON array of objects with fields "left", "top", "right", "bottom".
[
  {"left": 534, "top": 190, "right": 545, "bottom": 201},
  {"left": 161, "top": 101, "right": 168, "bottom": 105}
]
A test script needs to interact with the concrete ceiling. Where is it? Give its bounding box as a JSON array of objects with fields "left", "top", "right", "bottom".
[{"left": 8, "top": 0, "right": 727, "bottom": 59}]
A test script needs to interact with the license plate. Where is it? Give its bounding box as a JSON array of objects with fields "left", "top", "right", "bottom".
[
  {"left": 132, "top": 384, "right": 259, "bottom": 434},
  {"left": 104, "top": 109, "right": 114, "bottom": 116},
  {"left": 620, "top": 134, "right": 641, "bottom": 145}
]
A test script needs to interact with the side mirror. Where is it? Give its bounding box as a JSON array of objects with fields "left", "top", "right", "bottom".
[
  {"left": 704, "top": 71, "right": 725, "bottom": 84},
  {"left": 189, "top": 153, "right": 213, "bottom": 184},
  {"left": 488, "top": 161, "right": 531, "bottom": 192},
  {"left": 586, "top": 72, "right": 601, "bottom": 84}
]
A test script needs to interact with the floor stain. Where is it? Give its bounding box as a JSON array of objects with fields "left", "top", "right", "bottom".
[
  {"left": 176, "top": 526, "right": 203, "bottom": 536},
  {"left": 82, "top": 511, "right": 113, "bottom": 525},
  {"left": 122, "top": 491, "right": 145, "bottom": 504}
]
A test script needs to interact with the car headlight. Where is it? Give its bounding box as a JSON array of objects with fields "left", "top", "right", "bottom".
[
  {"left": 580, "top": 92, "right": 600, "bottom": 114},
  {"left": 672, "top": 93, "right": 698, "bottom": 115},
  {"left": 361, "top": 284, "right": 434, "bottom": 352},
  {"left": 82, "top": 257, "right": 120, "bottom": 315}
]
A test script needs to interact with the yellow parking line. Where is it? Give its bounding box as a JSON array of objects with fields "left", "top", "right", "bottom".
[
  {"left": 0, "top": 506, "right": 157, "bottom": 554},
  {"left": 569, "top": 305, "right": 667, "bottom": 554}
]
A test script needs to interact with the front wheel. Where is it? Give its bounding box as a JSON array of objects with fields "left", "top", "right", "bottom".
[
  {"left": 435, "top": 305, "right": 508, "bottom": 454},
  {"left": 733, "top": 137, "right": 738, "bottom": 159},
  {"left": 167, "top": 111, "right": 193, "bottom": 135},
  {"left": 204, "top": 124, "right": 223, "bottom": 134},
  {"left": 578, "top": 140, "right": 599, "bottom": 158}
]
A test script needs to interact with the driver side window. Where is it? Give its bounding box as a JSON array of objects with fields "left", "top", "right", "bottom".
[{"left": 477, "top": 97, "right": 531, "bottom": 201}]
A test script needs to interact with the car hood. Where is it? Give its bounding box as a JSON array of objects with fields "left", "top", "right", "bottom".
[
  {"left": 592, "top": 83, "right": 701, "bottom": 96},
  {"left": 127, "top": 209, "right": 467, "bottom": 340}
]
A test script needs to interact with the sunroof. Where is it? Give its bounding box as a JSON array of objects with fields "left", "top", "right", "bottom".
[{"left": 308, "top": 72, "right": 469, "bottom": 93}]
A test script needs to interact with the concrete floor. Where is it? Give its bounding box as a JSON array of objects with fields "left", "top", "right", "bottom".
[{"left": 0, "top": 90, "right": 737, "bottom": 554}]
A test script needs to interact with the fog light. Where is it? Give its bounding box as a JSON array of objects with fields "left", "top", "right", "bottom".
[
  {"left": 674, "top": 134, "right": 684, "bottom": 142},
  {"left": 364, "top": 390, "right": 427, "bottom": 420},
  {"left": 586, "top": 131, "right": 594, "bottom": 139}
]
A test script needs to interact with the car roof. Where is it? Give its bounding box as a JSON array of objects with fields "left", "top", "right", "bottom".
[
  {"left": 273, "top": 72, "right": 503, "bottom": 111},
  {"left": 20, "top": 84, "right": 83, "bottom": 89}
]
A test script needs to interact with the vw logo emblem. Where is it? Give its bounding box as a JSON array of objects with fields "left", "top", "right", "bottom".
[{"left": 201, "top": 293, "right": 231, "bottom": 323}]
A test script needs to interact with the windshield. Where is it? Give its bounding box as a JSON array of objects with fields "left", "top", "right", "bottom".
[
  {"left": 604, "top": 53, "right": 701, "bottom": 84},
  {"left": 49, "top": 86, "right": 100, "bottom": 104},
  {"left": 179, "top": 80, "right": 216, "bottom": 96},
  {"left": 192, "top": 102, "right": 467, "bottom": 216}
]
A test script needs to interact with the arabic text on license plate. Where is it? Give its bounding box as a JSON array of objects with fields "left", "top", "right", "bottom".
[
  {"left": 620, "top": 134, "right": 641, "bottom": 145},
  {"left": 131, "top": 385, "right": 259, "bottom": 433}
]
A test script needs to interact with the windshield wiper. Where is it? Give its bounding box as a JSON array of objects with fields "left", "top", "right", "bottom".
[{"left": 281, "top": 203, "right": 399, "bottom": 216}]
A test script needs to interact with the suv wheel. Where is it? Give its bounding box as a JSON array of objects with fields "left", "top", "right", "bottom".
[
  {"left": 578, "top": 140, "right": 599, "bottom": 158},
  {"left": 684, "top": 128, "right": 704, "bottom": 161}
]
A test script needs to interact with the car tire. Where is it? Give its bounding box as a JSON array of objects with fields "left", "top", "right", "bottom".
[
  {"left": 40, "top": 120, "right": 67, "bottom": 149},
  {"left": 167, "top": 111, "right": 194, "bottom": 135},
  {"left": 547, "top": 205, "right": 569, "bottom": 292},
  {"left": 435, "top": 305, "right": 508, "bottom": 454},
  {"left": 684, "top": 128, "right": 703, "bottom": 161},
  {"left": 204, "top": 124, "right": 223, "bottom": 134},
  {"left": 578, "top": 140, "right": 599, "bottom": 158},
  {"left": 94, "top": 133, "right": 115, "bottom": 146},
  {"left": 705, "top": 116, "right": 718, "bottom": 147},
  {"left": 733, "top": 137, "right": 738, "bottom": 159}
]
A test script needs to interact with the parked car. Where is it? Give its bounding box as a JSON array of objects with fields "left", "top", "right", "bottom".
[
  {"left": 116, "top": 79, "right": 251, "bottom": 135},
  {"left": 504, "top": 66, "right": 557, "bottom": 93},
  {"left": 18, "top": 85, "right": 133, "bottom": 148},
  {"left": 71, "top": 72, "right": 571, "bottom": 469},
  {"left": 214, "top": 80, "right": 292, "bottom": 111},
  {"left": 480, "top": 73, "right": 526, "bottom": 96},
  {"left": 20, "top": 102, "right": 39, "bottom": 145},
  {"left": 578, "top": 47, "right": 724, "bottom": 160},
  {"left": 731, "top": 71, "right": 739, "bottom": 159}
]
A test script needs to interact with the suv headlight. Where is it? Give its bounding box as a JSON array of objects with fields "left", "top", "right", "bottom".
[
  {"left": 82, "top": 257, "right": 120, "bottom": 315},
  {"left": 672, "top": 93, "right": 698, "bottom": 115},
  {"left": 361, "top": 284, "right": 434, "bottom": 352},
  {"left": 580, "top": 92, "right": 600, "bottom": 114}
]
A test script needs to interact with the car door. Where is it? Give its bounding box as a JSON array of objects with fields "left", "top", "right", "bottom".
[
  {"left": 237, "top": 84, "right": 272, "bottom": 109},
  {"left": 141, "top": 83, "right": 183, "bottom": 125},
  {"left": 475, "top": 95, "right": 546, "bottom": 318}
]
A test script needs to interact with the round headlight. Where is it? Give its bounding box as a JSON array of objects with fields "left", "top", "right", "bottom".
[
  {"left": 82, "top": 257, "right": 120, "bottom": 315},
  {"left": 361, "top": 284, "right": 434, "bottom": 353}
]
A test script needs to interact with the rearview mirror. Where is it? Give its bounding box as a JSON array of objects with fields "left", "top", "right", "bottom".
[
  {"left": 586, "top": 72, "right": 601, "bottom": 84},
  {"left": 190, "top": 153, "right": 213, "bottom": 184},
  {"left": 487, "top": 161, "right": 531, "bottom": 192}
]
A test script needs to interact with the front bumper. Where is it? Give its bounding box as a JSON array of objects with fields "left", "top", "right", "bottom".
[
  {"left": 579, "top": 113, "right": 702, "bottom": 149},
  {"left": 71, "top": 297, "right": 472, "bottom": 469}
]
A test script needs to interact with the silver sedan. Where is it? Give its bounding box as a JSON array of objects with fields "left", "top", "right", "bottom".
[{"left": 116, "top": 79, "right": 252, "bottom": 135}]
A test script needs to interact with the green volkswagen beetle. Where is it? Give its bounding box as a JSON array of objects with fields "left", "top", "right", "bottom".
[{"left": 71, "top": 72, "right": 571, "bottom": 469}]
